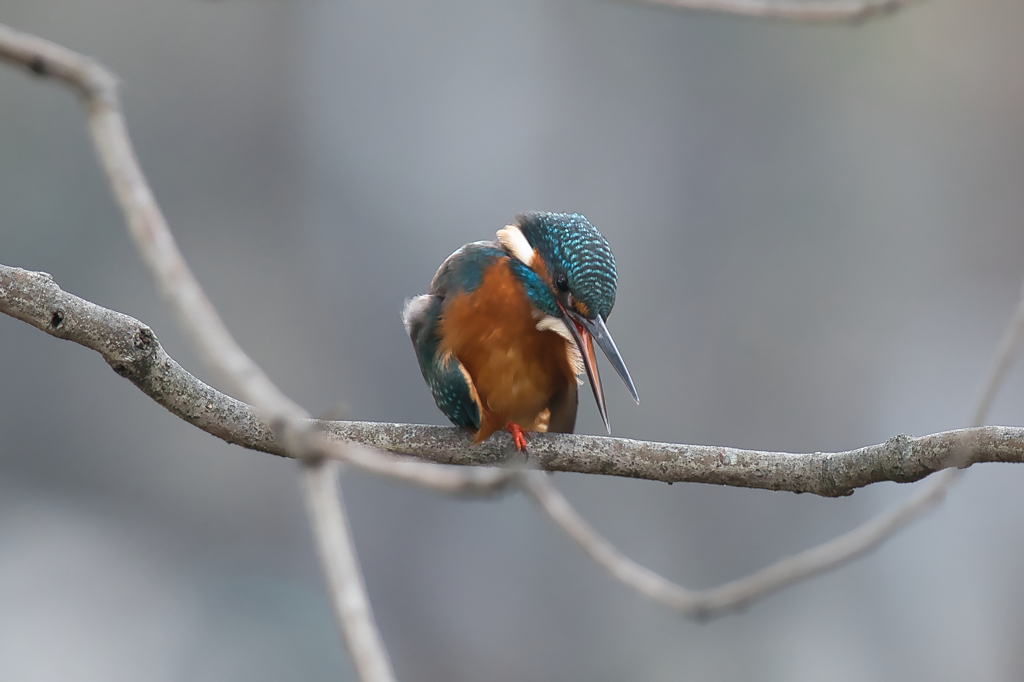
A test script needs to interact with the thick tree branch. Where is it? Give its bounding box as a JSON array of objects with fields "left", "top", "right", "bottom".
[
  {"left": 630, "top": 0, "right": 930, "bottom": 23},
  {"left": 3, "top": 262, "right": 1022, "bottom": 500}
]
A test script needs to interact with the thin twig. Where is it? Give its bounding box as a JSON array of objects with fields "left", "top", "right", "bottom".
[
  {"left": 629, "top": 0, "right": 930, "bottom": 23},
  {"left": 973, "top": 276, "right": 1024, "bottom": 428},
  {"left": 523, "top": 468, "right": 951, "bottom": 618},
  {"left": 310, "top": 438, "right": 519, "bottom": 496}
]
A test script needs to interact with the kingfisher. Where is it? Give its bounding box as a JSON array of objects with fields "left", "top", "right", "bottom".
[{"left": 402, "top": 212, "right": 639, "bottom": 450}]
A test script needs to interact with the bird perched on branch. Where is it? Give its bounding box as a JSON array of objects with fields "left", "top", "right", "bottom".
[{"left": 402, "top": 212, "right": 639, "bottom": 450}]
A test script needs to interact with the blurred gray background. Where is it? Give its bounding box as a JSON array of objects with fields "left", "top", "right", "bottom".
[{"left": 2, "top": 0, "right": 1024, "bottom": 679}]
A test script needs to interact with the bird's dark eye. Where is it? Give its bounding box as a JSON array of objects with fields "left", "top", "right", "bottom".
[{"left": 555, "top": 273, "right": 569, "bottom": 293}]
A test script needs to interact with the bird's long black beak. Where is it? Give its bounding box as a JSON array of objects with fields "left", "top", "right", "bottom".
[{"left": 562, "top": 308, "right": 640, "bottom": 435}]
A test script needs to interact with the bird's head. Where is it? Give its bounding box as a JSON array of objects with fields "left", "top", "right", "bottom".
[{"left": 497, "top": 212, "right": 639, "bottom": 433}]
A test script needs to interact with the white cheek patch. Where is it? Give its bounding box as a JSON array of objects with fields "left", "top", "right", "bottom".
[
  {"left": 536, "top": 316, "right": 585, "bottom": 383},
  {"left": 496, "top": 224, "right": 536, "bottom": 266},
  {"left": 536, "top": 315, "right": 573, "bottom": 342}
]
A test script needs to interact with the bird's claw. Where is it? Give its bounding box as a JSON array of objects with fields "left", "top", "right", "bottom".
[{"left": 506, "top": 422, "right": 530, "bottom": 452}]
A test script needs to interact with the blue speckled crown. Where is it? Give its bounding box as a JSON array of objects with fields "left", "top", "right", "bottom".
[{"left": 515, "top": 212, "right": 618, "bottom": 320}]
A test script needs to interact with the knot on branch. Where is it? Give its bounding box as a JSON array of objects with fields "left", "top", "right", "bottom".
[
  {"left": 883, "top": 433, "right": 923, "bottom": 483},
  {"left": 133, "top": 326, "right": 155, "bottom": 350},
  {"left": 107, "top": 324, "right": 160, "bottom": 380},
  {"left": 885, "top": 433, "right": 912, "bottom": 459}
]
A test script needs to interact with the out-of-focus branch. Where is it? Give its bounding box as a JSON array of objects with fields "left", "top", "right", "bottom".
[
  {"left": 524, "top": 257, "right": 1024, "bottom": 620},
  {"left": 4, "top": 262, "right": 1024, "bottom": 500},
  {"left": 524, "top": 466, "right": 952, "bottom": 619},
  {"left": 629, "top": 0, "right": 930, "bottom": 23},
  {"left": 974, "top": 277, "right": 1024, "bottom": 427},
  {"left": 0, "top": 22, "right": 396, "bottom": 682},
  {"left": 0, "top": 23, "right": 295, "bottom": 416},
  {"left": 302, "top": 461, "right": 395, "bottom": 682}
]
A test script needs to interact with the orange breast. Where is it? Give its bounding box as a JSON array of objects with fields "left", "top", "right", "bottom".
[{"left": 438, "top": 259, "right": 576, "bottom": 441}]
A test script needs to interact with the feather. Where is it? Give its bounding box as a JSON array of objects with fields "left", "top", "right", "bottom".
[
  {"left": 402, "top": 294, "right": 435, "bottom": 335},
  {"left": 536, "top": 315, "right": 585, "bottom": 382},
  {"left": 496, "top": 224, "right": 536, "bottom": 266}
]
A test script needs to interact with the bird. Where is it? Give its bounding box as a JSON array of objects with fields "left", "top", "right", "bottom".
[{"left": 402, "top": 212, "right": 639, "bottom": 450}]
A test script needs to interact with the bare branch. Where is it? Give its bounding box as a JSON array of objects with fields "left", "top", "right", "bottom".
[
  {"left": 320, "top": 420, "right": 1016, "bottom": 496},
  {"left": 3, "top": 262, "right": 1024, "bottom": 500},
  {"left": 629, "top": 0, "right": 930, "bottom": 23}
]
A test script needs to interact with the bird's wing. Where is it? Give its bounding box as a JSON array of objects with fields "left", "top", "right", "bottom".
[
  {"left": 402, "top": 293, "right": 482, "bottom": 431},
  {"left": 404, "top": 241, "right": 519, "bottom": 431},
  {"left": 405, "top": 241, "right": 512, "bottom": 430}
]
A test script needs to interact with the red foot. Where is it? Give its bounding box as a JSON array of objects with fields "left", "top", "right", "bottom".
[{"left": 506, "top": 422, "right": 530, "bottom": 451}]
